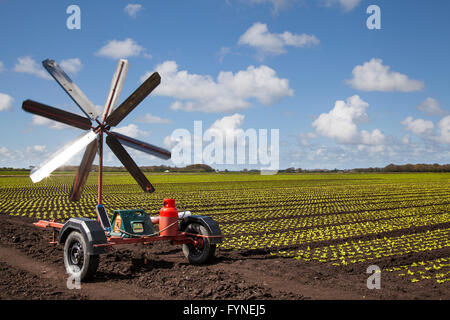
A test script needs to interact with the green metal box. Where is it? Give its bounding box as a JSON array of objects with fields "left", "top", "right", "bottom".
[{"left": 110, "top": 209, "right": 156, "bottom": 238}]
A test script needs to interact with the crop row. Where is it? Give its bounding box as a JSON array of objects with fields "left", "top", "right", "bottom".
[
  {"left": 219, "top": 205, "right": 450, "bottom": 235},
  {"left": 220, "top": 213, "right": 450, "bottom": 250},
  {"left": 384, "top": 257, "right": 450, "bottom": 284},
  {"left": 2, "top": 184, "right": 449, "bottom": 224},
  {"left": 276, "top": 228, "right": 450, "bottom": 267}
]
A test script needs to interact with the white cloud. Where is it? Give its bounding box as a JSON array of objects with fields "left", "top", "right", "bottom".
[
  {"left": 0, "top": 146, "right": 10, "bottom": 157},
  {"left": 163, "top": 113, "right": 248, "bottom": 164},
  {"left": 60, "top": 58, "right": 83, "bottom": 74},
  {"left": 401, "top": 115, "right": 450, "bottom": 145},
  {"left": 436, "top": 115, "right": 450, "bottom": 144},
  {"left": 299, "top": 132, "right": 317, "bottom": 146},
  {"left": 346, "top": 58, "right": 425, "bottom": 92},
  {"left": 338, "top": 0, "right": 361, "bottom": 11},
  {"left": 208, "top": 113, "right": 246, "bottom": 139},
  {"left": 312, "top": 95, "right": 385, "bottom": 145},
  {"left": 0, "top": 93, "right": 14, "bottom": 111},
  {"left": 238, "top": 22, "right": 319, "bottom": 56},
  {"left": 323, "top": 0, "right": 361, "bottom": 11},
  {"left": 247, "top": 0, "right": 294, "bottom": 13},
  {"left": 401, "top": 134, "right": 410, "bottom": 145},
  {"left": 0, "top": 144, "right": 54, "bottom": 168},
  {"left": 245, "top": 0, "right": 360, "bottom": 12},
  {"left": 96, "top": 38, "right": 149, "bottom": 59},
  {"left": 14, "top": 56, "right": 52, "bottom": 80},
  {"left": 0, "top": 61, "right": 4, "bottom": 72},
  {"left": 217, "top": 46, "right": 230, "bottom": 63},
  {"left": 32, "top": 115, "right": 68, "bottom": 130},
  {"left": 113, "top": 124, "right": 149, "bottom": 138},
  {"left": 401, "top": 117, "right": 435, "bottom": 137},
  {"left": 416, "top": 97, "right": 448, "bottom": 116},
  {"left": 142, "top": 60, "right": 293, "bottom": 113},
  {"left": 138, "top": 113, "right": 172, "bottom": 124},
  {"left": 124, "top": 4, "right": 143, "bottom": 18},
  {"left": 26, "top": 145, "right": 46, "bottom": 153}
]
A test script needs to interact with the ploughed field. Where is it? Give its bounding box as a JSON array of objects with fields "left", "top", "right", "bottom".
[{"left": 0, "top": 172, "right": 449, "bottom": 299}]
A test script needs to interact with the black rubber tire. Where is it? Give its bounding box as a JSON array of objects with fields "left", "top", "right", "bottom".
[
  {"left": 182, "top": 223, "right": 216, "bottom": 264},
  {"left": 63, "top": 231, "right": 99, "bottom": 282}
]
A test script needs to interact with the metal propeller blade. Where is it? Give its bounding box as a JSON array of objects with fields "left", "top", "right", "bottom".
[
  {"left": 108, "top": 131, "right": 171, "bottom": 160},
  {"left": 69, "top": 138, "right": 98, "bottom": 202},
  {"left": 22, "top": 100, "right": 92, "bottom": 131},
  {"left": 105, "top": 72, "right": 161, "bottom": 127},
  {"left": 42, "top": 59, "right": 100, "bottom": 120},
  {"left": 106, "top": 135, "right": 155, "bottom": 193},
  {"left": 102, "top": 59, "right": 129, "bottom": 121},
  {"left": 30, "top": 131, "right": 98, "bottom": 183}
]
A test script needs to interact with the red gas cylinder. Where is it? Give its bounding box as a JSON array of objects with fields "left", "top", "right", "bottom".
[{"left": 159, "top": 198, "right": 179, "bottom": 237}]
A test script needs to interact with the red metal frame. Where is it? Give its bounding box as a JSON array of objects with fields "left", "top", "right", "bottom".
[{"left": 33, "top": 219, "right": 221, "bottom": 249}]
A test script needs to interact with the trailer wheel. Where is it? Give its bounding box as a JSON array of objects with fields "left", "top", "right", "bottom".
[
  {"left": 63, "top": 231, "right": 99, "bottom": 282},
  {"left": 182, "top": 222, "right": 216, "bottom": 264}
]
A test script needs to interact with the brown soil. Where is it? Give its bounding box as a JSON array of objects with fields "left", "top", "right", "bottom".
[{"left": 0, "top": 214, "right": 448, "bottom": 300}]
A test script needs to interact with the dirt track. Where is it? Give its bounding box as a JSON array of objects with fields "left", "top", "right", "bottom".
[{"left": 0, "top": 214, "right": 448, "bottom": 300}]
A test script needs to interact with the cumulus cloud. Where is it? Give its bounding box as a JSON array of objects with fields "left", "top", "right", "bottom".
[
  {"left": 208, "top": 113, "right": 246, "bottom": 140},
  {"left": 402, "top": 115, "right": 450, "bottom": 145},
  {"left": 401, "top": 117, "right": 435, "bottom": 137},
  {"left": 217, "top": 46, "right": 231, "bottom": 63},
  {"left": 27, "top": 145, "right": 46, "bottom": 153},
  {"left": 59, "top": 58, "right": 83, "bottom": 74},
  {"left": 32, "top": 115, "right": 69, "bottom": 130},
  {"left": 0, "top": 93, "right": 14, "bottom": 111},
  {"left": 0, "top": 144, "right": 53, "bottom": 168},
  {"left": 244, "top": 0, "right": 360, "bottom": 12},
  {"left": 416, "top": 97, "right": 448, "bottom": 116},
  {"left": 401, "top": 134, "right": 410, "bottom": 145},
  {"left": 312, "top": 95, "right": 385, "bottom": 145},
  {"left": 246, "top": 0, "right": 295, "bottom": 13},
  {"left": 163, "top": 114, "right": 246, "bottom": 149},
  {"left": 138, "top": 113, "right": 172, "bottom": 124},
  {"left": 141, "top": 60, "right": 293, "bottom": 113},
  {"left": 298, "top": 132, "right": 317, "bottom": 146},
  {"left": 346, "top": 58, "right": 424, "bottom": 92},
  {"left": 436, "top": 116, "right": 450, "bottom": 144},
  {"left": 163, "top": 113, "right": 263, "bottom": 167},
  {"left": 96, "top": 38, "right": 149, "bottom": 59},
  {"left": 0, "top": 146, "right": 10, "bottom": 157},
  {"left": 124, "top": 4, "right": 142, "bottom": 18},
  {"left": 14, "top": 56, "right": 52, "bottom": 80},
  {"left": 323, "top": 0, "right": 361, "bottom": 11},
  {"left": 113, "top": 123, "right": 149, "bottom": 138},
  {"left": 238, "top": 22, "right": 319, "bottom": 56}
]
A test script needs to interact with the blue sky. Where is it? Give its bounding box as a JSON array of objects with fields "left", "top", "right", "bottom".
[{"left": 0, "top": 0, "right": 449, "bottom": 170}]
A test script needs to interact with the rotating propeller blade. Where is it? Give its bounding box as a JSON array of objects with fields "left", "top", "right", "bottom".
[
  {"left": 69, "top": 138, "right": 98, "bottom": 202},
  {"left": 105, "top": 72, "right": 161, "bottom": 127},
  {"left": 30, "top": 131, "right": 98, "bottom": 183},
  {"left": 108, "top": 131, "right": 171, "bottom": 160},
  {"left": 106, "top": 135, "right": 155, "bottom": 193},
  {"left": 22, "top": 100, "right": 92, "bottom": 131},
  {"left": 102, "top": 59, "right": 129, "bottom": 121},
  {"left": 42, "top": 59, "right": 100, "bottom": 120}
]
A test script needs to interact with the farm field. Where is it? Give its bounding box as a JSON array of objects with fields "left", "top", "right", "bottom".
[{"left": 0, "top": 171, "right": 449, "bottom": 299}]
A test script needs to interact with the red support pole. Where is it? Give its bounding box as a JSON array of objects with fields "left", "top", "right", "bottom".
[{"left": 98, "top": 131, "right": 103, "bottom": 205}]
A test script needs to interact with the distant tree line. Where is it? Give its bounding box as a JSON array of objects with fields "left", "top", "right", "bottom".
[
  {"left": 352, "top": 163, "right": 450, "bottom": 173},
  {"left": 246, "top": 164, "right": 450, "bottom": 173}
]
